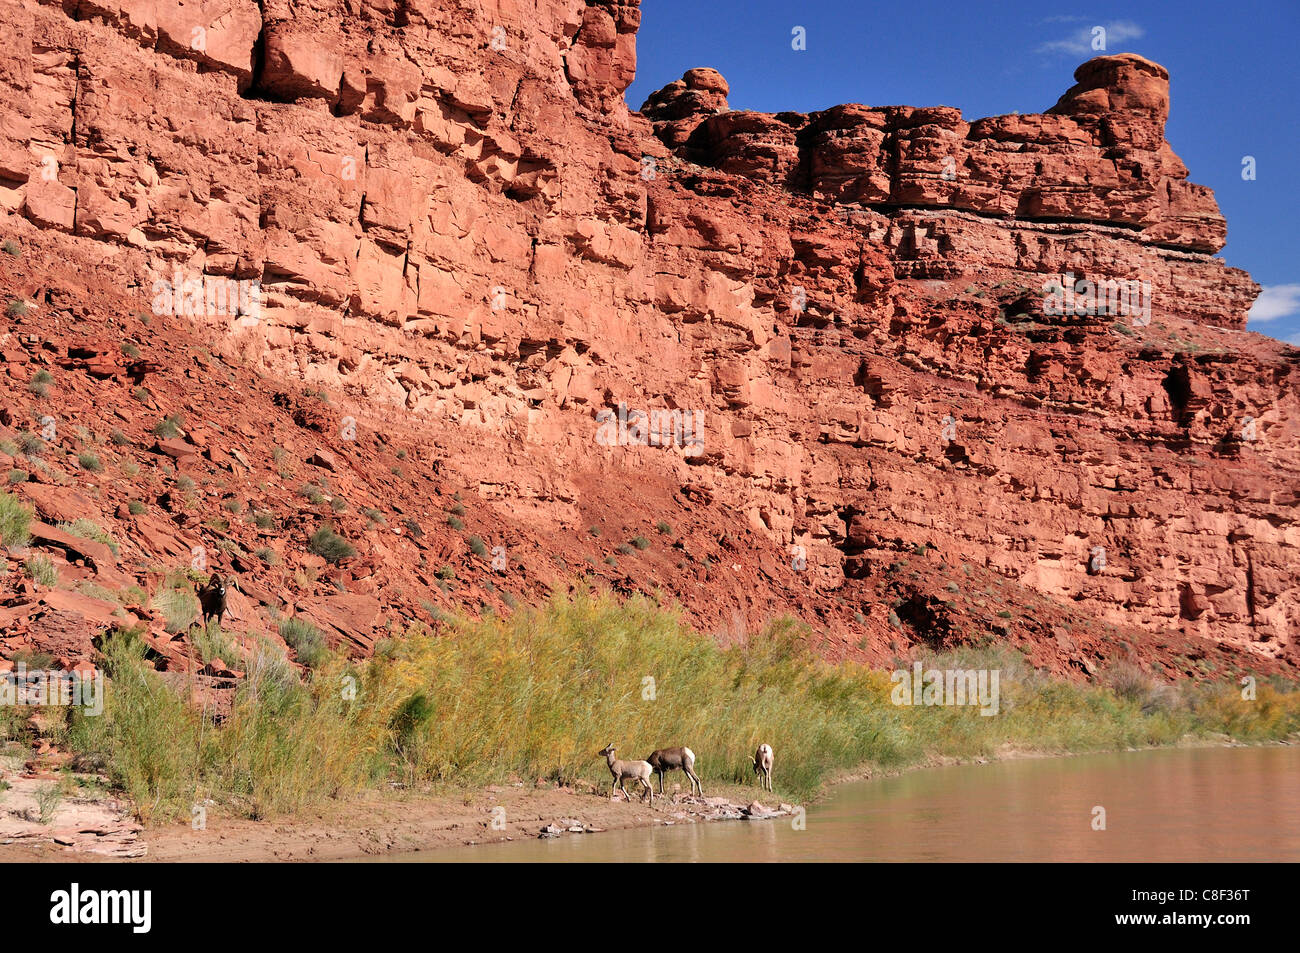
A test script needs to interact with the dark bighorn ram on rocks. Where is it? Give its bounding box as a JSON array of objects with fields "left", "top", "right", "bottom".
[
  {"left": 646, "top": 746, "right": 703, "bottom": 796},
  {"left": 196, "top": 573, "right": 227, "bottom": 627}
]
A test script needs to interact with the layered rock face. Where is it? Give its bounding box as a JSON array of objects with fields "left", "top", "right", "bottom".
[{"left": 0, "top": 0, "right": 1296, "bottom": 675}]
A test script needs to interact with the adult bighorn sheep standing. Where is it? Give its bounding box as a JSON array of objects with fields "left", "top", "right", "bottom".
[
  {"left": 196, "top": 573, "right": 228, "bottom": 627},
  {"left": 646, "top": 746, "right": 703, "bottom": 796},
  {"left": 597, "top": 744, "right": 654, "bottom": 805},
  {"left": 751, "top": 743, "right": 774, "bottom": 792}
]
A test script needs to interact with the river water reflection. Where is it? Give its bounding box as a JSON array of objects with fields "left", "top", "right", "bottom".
[{"left": 391, "top": 746, "right": 1299, "bottom": 863}]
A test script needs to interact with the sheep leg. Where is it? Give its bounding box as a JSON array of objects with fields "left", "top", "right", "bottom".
[
  {"left": 687, "top": 768, "right": 703, "bottom": 796},
  {"left": 657, "top": 770, "right": 664, "bottom": 795}
]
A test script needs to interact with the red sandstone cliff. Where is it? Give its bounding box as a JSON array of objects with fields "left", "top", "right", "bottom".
[{"left": 0, "top": 0, "right": 1296, "bottom": 688}]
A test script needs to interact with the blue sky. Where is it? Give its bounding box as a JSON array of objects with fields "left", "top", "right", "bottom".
[{"left": 626, "top": 0, "right": 1300, "bottom": 345}]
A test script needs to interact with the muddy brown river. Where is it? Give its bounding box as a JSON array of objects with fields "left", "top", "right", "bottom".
[{"left": 394, "top": 746, "right": 1300, "bottom": 862}]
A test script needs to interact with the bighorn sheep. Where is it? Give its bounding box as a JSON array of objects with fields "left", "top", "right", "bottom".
[
  {"left": 196, "top": 573, "right": 228, "bottom": 627},
  {"left": 646, "top": 746, "right": 703, "bottom": 796},
  {"left": 751, "top": 743, "right": 774, "bottom": 792},
  {"left": 597, "top": 744, "right": 654, "bottom": 805}
]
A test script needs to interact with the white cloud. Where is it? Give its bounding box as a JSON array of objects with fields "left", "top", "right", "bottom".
[
  {"left": 1248, "top": 284, "right": 1300, "bottom": 324},
  {"left": 1037, "top": 20, "right": 1145, "bottom": 56}
]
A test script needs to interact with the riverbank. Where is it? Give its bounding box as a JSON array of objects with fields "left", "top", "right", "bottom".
[
  {"left": 3, "top": 737, "right": 1292, "bottom": 862},
  {"left": 0, "top": 778, "right": 786, "bottom": 862},
  {"left": 4, "top": 591, "right": 1299, "bottom": 861}
]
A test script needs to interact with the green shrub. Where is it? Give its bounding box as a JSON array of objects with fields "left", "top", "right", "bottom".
[
  {"left": 152, "top": 414, "right": 184, "bottom": 439},
  {"left": 152, "top": 572, "right": 199, "bottom": 633},
  {"left": 63, "top": 628, "right": 203, "bottom": 825},
  {"left": 77, "top": 451, "right": 102, "bottom": 472},
  {"left": 35, "top": 782, "right": 65, "bottom": 824},
  {"left": 6, "top": 299, "right": 29, "bottom": 317},
  {"left": 26, "top": 554, "right": 57, "bottom": 587},
  {"left": 57, "top": 518, "right": 118, "bottom": 555},
  {"left": 468, "top": 536, "right": 488, "bottom": 557},
  {"left": 128, "top": 500, "right": 146, "bottom": 515},
  {"left": 0, "top": 486, "right": 33, "bottom": 546},
  {"left": 193, "top": 624, "right": 240, "bottom": 667},
  {"left": 308, "top": 525, "right": 354, "bottom": 563},
  {"left": 630, "top": 536, "right": 651, "bottom": 550},
  {"left": 17, "top": 432, "right": 46, "bottom": 456},
  {"left": 0, "top": 493, "right": 32, "bottom": 546},
  {"left": 278, "top": 617, "right": 329, "bottom": 668},
  {"left": 28, "top": 369, "right": 52, "bottom": 397}
]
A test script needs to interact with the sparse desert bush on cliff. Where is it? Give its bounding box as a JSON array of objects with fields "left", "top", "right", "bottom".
[
  {"left": 278, "top": 616, "right": 330, "bottom": 669},
  {"left": 151, "top": 413, "right": 184, "bottom": 439},
  {"left": 25, "top": 554, "right": 57, "bottom": 587},
  {"left": 152, "top": 570, "right": 200, "bottom": 634},
  {"left": 308, "top": 525, "right": 354, "bottom": 563},
  {"left": 0, "top": 492, "right": 32, "bottom": 546}
]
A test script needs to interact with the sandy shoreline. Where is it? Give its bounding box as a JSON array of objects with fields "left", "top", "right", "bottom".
[{"left": 0, "top": 778, "right": 800, "bottom": 863}]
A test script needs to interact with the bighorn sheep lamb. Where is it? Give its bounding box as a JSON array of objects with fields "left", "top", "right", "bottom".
[
  {"left": 597, "top": 744, "right": 654, "bottom": 805},
  {"left": 646, "top": 746, "right": 703, "bottom": 796},
  {"left": 751, "top": 743, "right": 774, "bottom": 792}
]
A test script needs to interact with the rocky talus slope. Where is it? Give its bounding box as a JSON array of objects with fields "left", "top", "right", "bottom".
[{"left": 0, "top": 0, "right": 1295, "bottom": 694}]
